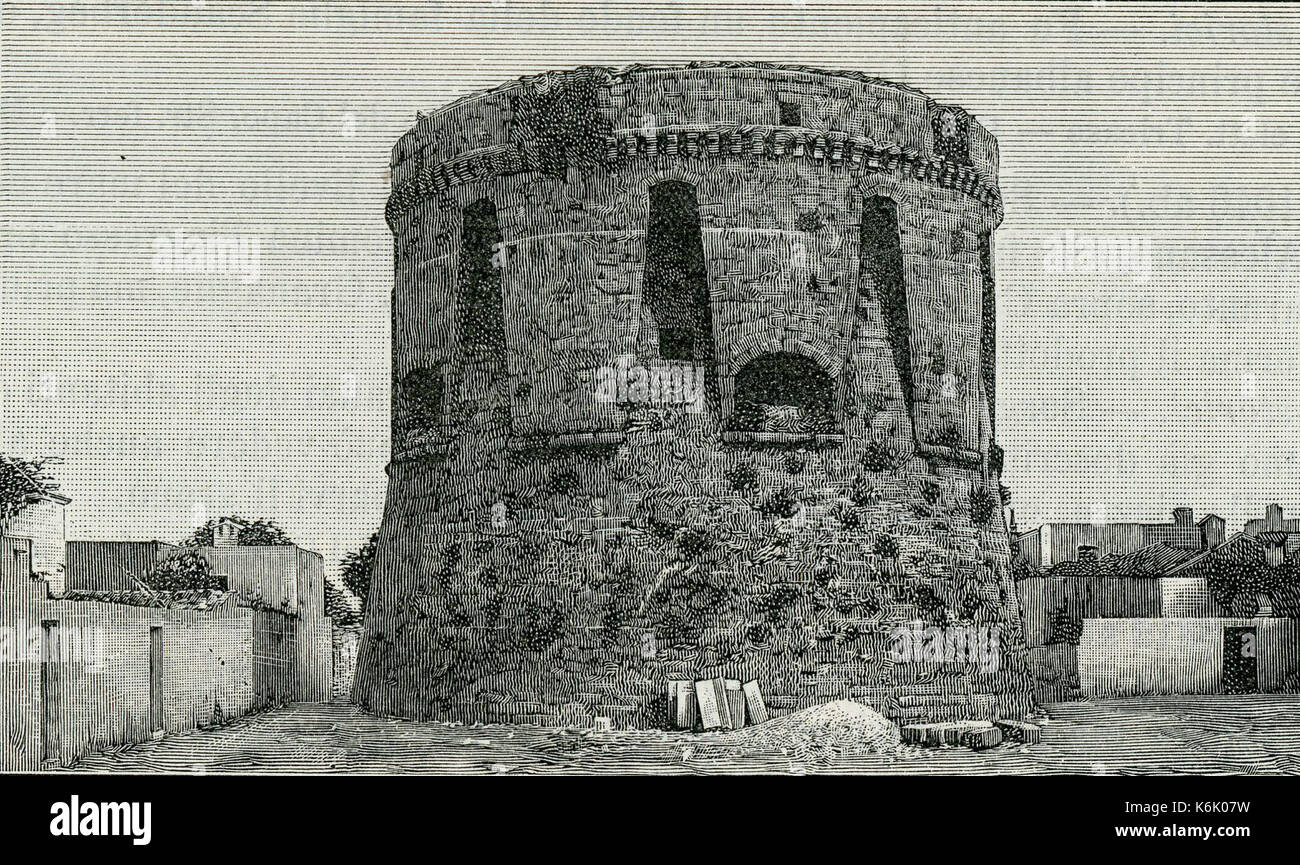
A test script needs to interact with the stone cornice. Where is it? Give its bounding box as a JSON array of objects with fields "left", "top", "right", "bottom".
[{"left": 385, "top": 125, "right": 1003, "bottom": 231}]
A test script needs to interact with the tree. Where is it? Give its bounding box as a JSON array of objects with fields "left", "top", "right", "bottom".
[
  {"left": 340, "top": 532, "right": 378, "bottom": 610},
  {"left": 1204, "top": 541, "right": 1267, "bottom": 611},
  {"left": 1048, "top": 606, "right": 1083, "bottom": 645},
  {"left": 1, "top": 455, "right": 59, "bottom": 534},
  {"left": 1267, "top": 556, "right": 1300, "bottom": 617},
  {"left": 184, "top": 516, "right": 294, "bottom": 547},
  {"left": 143, "top": 551, "right": 224, "bottom": 592},
  {"left": 324, "top": 577, "right": 363, "bottom": 627}
]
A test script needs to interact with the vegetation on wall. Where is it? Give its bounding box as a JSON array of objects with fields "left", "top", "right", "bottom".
[
  {"left": 508, "top": 70, "right": 611, "bottom": 177},
  {"left": 1048, "top": 607, "right": 1083, "bottom": 646},
  {"left": 143, "top": 551, "right": 223, "bottom": 592},
  {"left": 1204, "top": 540, "right": 1300, "bottom": 616},
  {"left": 969, "top": 485, "right": 999, "bottom": 525},
  {"left": 0, "top": 455, "right": 58, "bottom": 535}
]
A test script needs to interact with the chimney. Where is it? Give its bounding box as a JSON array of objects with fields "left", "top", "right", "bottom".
[
  {"left": 213, "top": 518, "right": 241, "bottom": 549},
  {"left": 1173, "top": 507, "right": 1193, "bottom": 528},
  {"left": 1266, "top": 503, "right": 1284, "bottom": 531},
  {"left": 1198, "top": 515, "right": 1226, "bottom": 551}
]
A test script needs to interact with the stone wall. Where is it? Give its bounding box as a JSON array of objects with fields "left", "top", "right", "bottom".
[
  {"left": 355, "top": 63, "right": 1031, "bottom": 727},
  {"left": 1079, "top": 617, "right": 1300, "bottom": 697},
  {"left": 0, "top": 575, "right": 256, "bottom": 770}
]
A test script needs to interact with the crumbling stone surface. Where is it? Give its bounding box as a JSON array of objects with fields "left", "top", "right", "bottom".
[
  {"left": 355, "top": 63, "right": 1030, "bottom": 727},
  {"left": 995, "top": 718, "right": 1043, "bottom": 744}
]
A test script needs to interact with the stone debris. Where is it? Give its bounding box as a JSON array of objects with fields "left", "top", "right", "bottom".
[
  {"left": 961, "top": 725, "right": 1002, "bottom": 750},
  {"left": 712, "top": 699, "right": 901, "bottom": 759},
  {"left": 902, "top": 720, "right": 997, "bottom": 748},
  {"left": 995, "top": 719, "right": 1042, "bottom": 744}
]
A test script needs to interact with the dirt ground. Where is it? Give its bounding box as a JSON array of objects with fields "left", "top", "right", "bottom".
[{"left": 58, "top": 694, "right": 1300, "bottom": 775}]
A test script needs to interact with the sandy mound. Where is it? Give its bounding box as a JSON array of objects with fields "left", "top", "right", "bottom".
[{"left": 711, "top": 700, "right": 900, "bottom": 761}]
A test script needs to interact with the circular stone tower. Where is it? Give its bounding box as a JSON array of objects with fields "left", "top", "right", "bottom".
[{"left": 353, "top": 63, "right": 1030, "bottom": 727}]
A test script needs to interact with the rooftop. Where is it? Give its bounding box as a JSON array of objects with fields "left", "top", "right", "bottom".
[{"left": 60, "top": 588, "right": 237, "bottom": 611}]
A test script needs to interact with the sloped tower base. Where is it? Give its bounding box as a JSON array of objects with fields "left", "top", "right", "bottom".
[{"left": 353, "top": 63, "right": 1033, "bottom": 727}]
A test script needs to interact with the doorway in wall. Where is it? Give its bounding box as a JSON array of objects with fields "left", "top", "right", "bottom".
[
  {"left": 149, "top": 626, "right": 164, "bottom": 734},
  {"left": 40, "top": 620, "right": 60, "bottom": 763},
  {"left": 1222, "top": 626, "right": 1258, "bottom": 694}
]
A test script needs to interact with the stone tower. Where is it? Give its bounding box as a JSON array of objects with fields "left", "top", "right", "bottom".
[{"left": 353, "top": 63, "right": 1030, "bottom": 726}]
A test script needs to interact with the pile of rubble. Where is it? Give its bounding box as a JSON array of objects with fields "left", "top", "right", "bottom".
[{"left": 713, "top": 699, "right": 902, "bottom": 759}]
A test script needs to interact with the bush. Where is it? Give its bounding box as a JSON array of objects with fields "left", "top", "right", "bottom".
[
  {"left": 918, "top": 477, "right": 946, "bottom": 507},
  {"left": 757, "top": 487, "right": 801, "bottom": 519},
  {"left": 1, "top": 455, "right": 59, "bottom": 533},
  {"left": 724, "top": 460, "right": 759, "bottom": 493},
  {"left": 674, "top": 526, "right": 713, "bottom": 559},
  {"left": 1048, "top": 608, "right": 1083, "bottom": 645},
  {"left": 1205, "top": 543, "right": 1267, "bottom": 608},
  {"left": 906, "top": 583, "right": 948, "bottom": 626},
  {"left": 850, "top": 475, "right": 878, "bottom": 507},
  {"left": 970, "top": 486, "right": 998, "bottom": 525},
  {"left": 860, "top": 438, "right": 895, "bottom": 473},
  {"left": 989, "top": 442, "right": 1005, "bottom": 475},
  {"left": 340, "top": 533, "right": 377, "bottom": 611},
  {"left": 782, "top": 451, "right": 807, "bottom": 475},
  {"left": 753, "top": 583, "right": 803, "bottom": 621},
  {"left": 143, "top": 552, "right": 223, "bottom": 592},
  {"left": 185, "top": 516, "right": 294, "bottom": 547},
  {"left": 518, "top": 601, "right": 566, "bottom": 651},
  {"left": 932, "top": 423, "right": 964, "bottom": 451},
  {"left": 833, "top": 503, "right": 861, "bottom": 530}
]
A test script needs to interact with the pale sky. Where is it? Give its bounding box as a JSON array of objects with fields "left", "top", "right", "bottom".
[{"left": 2, "top": 1, "right": 1298, "bottom": 568}]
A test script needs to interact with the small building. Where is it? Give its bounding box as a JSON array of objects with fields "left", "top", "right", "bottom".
[
  {"left": 1014, "top": 508, "right": 1224, "bottom": 571},
  {"left": 65, "top": 523, "right": 333, "bottom": 704},
  {"left": 0, "top": 462, "right": 70, "bottom": 595},
  {"left": 3, "top": 509, "right": 259, "bottom": 769},
  {"left": 0, "top": 514, "right": 336, "bottom": 769},
  {"left": 1079, "top": 616, "right": 1300, "bottom": 697},
  {"left": 1243, "top": 503, "right": 1300, "bottom": 539},
  {"left": 1023, "top": 506, "right": 1300, "bottom": 700}
]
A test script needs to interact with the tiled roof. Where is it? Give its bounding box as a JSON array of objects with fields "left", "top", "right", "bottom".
[
  {"left": 1107, "top": 543, "right": 1203, "bottom": 574},
  {"left": 1044, "top": 543, "right": 1202, "bottom": 578},
  {"left": 59, "top": 587, "right": 236, "bottom": 611},
  {"left": 1165, "top": 533, "right": 1264, "bottom": 577}
]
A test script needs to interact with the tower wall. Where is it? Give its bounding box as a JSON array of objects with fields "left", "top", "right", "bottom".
[{"left": 354, "top": 64, "right": 1030, "bottom": 727}]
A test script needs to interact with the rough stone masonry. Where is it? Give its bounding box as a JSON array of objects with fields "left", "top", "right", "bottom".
[{"left": 352, "top": 62, "right": 1033, "bottom": 728}]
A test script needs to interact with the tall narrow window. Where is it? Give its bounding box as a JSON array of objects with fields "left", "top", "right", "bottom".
[
  {"left": 644, "top": 181, "right": 714, "bottom": 363},
  {"left": 858, "top": 197, "right": 911, "bottom": 410},
  {"left": 730, "top": 353, "right": 835, "bottom": 434},
  {"left": 457, "top": 198, "right": 506, "bottom": 362},
  {"left": 396, "top": 365, "right": 444, "bottom": 453},
  {"left": 979, "top": 231, "right": 996, "bottom": 431}
]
